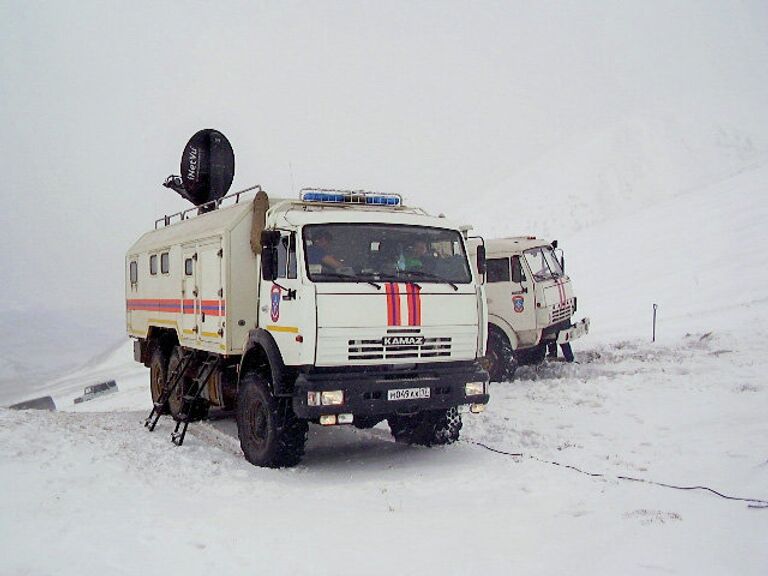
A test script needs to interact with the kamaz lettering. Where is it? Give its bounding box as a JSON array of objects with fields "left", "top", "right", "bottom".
[{"left": 383, "top": 336, "right": 426, "bottom": 346}]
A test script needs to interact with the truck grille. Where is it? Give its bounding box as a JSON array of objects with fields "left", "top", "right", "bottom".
[
  {"left": 552, "top": 302, "right": 572, "bottom": 323},
  {"left": 348, "top": 336, "right": 452, "bottom": 361}
]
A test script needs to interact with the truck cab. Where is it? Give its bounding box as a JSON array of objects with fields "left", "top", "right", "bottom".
[{"left": 475, "top": 237, "right": 589, "bottom": 381}]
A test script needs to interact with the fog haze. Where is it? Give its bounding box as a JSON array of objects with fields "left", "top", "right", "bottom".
[{"left": 1, "top": 0, "right": 767, "bottom": 374}]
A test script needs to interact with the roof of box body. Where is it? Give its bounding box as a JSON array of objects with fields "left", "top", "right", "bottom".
[
  {"left": 128, "top": 201, "right": 254, "bottom": 254},
  {"left": 128, "top": 196, "right": 466, "bottom": 255}
]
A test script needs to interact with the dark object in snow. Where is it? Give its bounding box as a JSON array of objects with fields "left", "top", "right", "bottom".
[
  {"left": 9, "top": 395, "right": 56, "bottom": 411},
  {"left": 388, "top": 407, "right": 462, "bottom": 446},
  {"left": 163, "top": 128, "right": 235, "bottom": 209},
  {"left": 73, "top": 380, "right": 118, "bottom": 404}
]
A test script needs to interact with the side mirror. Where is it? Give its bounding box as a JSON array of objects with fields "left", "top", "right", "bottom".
[
  {"left": 476, "top": 245, "right": 486, "bottom": 276},
  {"left": 551, "top": 239, "right": 558, "bottom": 249},
  {"left": 554, "top": 247, "right": 565, "bottom": 274},
  {"left": 260, "top": 230, "right": 280, "bottom": 281}
]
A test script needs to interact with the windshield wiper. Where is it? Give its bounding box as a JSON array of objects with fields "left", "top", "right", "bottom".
[
  {"left": 398, "top": 269, "right": 458, "bottom": 291},
  {"left": 316, "top": 271, "right": 381, "bottom": 290}
]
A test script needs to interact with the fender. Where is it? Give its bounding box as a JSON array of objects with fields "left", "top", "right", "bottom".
[
  {"left": 239, "top": 328, "right": 291, "bottom": 396},
  {"left": 488, "top": 313, "right": 520, "bottom": 350}
]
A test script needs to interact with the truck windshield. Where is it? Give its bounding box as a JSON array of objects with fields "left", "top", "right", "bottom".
[
  {"left": 303, "top": 224, "right": 472, "bottom": 284},
  {"left": 523, "top": 246, "right": 563, "bottom": 281}
]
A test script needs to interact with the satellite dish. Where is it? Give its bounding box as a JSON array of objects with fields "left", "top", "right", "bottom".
[{"left": 164, "top": 129, "right": 235, "bottom": 208}]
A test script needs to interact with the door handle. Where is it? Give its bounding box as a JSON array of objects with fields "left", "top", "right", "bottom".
[{"left": 202, "top": 311, "right": 206, "bottom": 322}]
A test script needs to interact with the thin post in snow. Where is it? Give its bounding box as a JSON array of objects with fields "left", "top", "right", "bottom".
[{"left": 652, "top": 303, "right": 658, "bottom": 343}]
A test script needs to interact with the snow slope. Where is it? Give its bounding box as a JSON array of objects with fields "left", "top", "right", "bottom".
[
  {"left": 458, "top": 114, "right": 766, "bottom": 240},
  {"left": 1, "top": 332, "right": 766, "bottom": 575},
  {"left": 1, "top": 155, "right": 767, "bottom": 575}
]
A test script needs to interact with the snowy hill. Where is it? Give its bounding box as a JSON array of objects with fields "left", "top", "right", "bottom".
[{"left": 458, "top": 114, "right": 766, "bottom": 240}]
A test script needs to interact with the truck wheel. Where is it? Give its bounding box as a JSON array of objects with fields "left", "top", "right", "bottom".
[
  {"left": 487, "top": 329, "right": 516, "bottom": 382},
  {"left": 166, "top": 348, "right": 211, "bottom": 422},
  {"left": 514, "top": 343, "right": 546, "bottom": 366},
  {"left": 388, "top": 407, "right": 462, "bottom": 447},
  {"left": 166, "top": 346, "right": 194, "bottom": 420},
  {"left": 149, "top": 348, "right": 169, "bottom": 413},
  {"left": 236, "top": 370, "right": 308, "bottom": 468}
]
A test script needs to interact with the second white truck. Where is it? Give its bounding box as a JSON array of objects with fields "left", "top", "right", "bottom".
[{"left": 478, "top": 237, "right": 590, "bottom": 381}]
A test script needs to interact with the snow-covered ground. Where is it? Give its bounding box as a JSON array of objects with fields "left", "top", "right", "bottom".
[{"left": 1, "top": 156, "right": 766, "bottom": 575}]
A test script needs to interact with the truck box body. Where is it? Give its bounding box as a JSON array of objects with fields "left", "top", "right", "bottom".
[{"left": 127, "top": 201, "right": 257, "bottom": 356}]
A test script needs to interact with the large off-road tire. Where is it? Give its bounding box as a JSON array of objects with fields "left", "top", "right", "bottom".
[
  {"left": 149, "top": 348, "right": 169, "bottom": 413},
  {"left": 514, "top": 343, "right": 547, "bottom": 366},
  {"left": 487, "top": 328, "right": 517, "bottom": 382},
  {"left": 166, "top": 346, "right": 191, "bottom": 420},
  {"left": 236, "top": 370, "right": 308, "bottom": 468},
  {"left": 388, "top": 407, "right": 462, "bottom": 447},
  {"left": 166, "top": 347, "right": 211, "bottom": 422}
]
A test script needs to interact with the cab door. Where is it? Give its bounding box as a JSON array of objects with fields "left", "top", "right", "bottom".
[
  {"left": 486, "top": 256, "right": 536, "bottom": 332},
  {"left": 258, "top": 231, "right": 303, "bottom": 364},
  {"left": 486, "top": 257, "right": 515, "bottom": 321}
]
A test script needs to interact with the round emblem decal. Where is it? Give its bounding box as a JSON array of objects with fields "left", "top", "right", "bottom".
[
  {"left": 270, "top": 284, "right": 281, "bottom": 322},
  {"left": 512, "top": 295, "right": 525, "bottom": 313}
]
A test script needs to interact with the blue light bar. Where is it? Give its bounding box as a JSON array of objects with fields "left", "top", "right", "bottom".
[
  {"left": 303, "top": 192, "right": 346, "bottom": 203},
  {"left": 300, "top": 189, "right": 402, "bottom": 206}
]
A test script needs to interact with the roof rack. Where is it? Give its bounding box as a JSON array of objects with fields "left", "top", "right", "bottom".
[
  {"left": 154, "top": 185, "right": 263, "bottom": 229},
  {"left": 299, "top": 187, "right": 402, "bottom": 206}
]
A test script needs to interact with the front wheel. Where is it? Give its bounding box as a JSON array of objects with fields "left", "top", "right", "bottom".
[
  {"left": 236, "top": 371, "right": 308, "bottom": 468},
  {"left": 487, "top": 329, "right": 517, "bottom": 382},
  {"left": 388, "top": 408, "right": 462, "bottom": 447}
]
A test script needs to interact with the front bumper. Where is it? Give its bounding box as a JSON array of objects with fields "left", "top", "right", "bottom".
[
  {"left": 291, "top": 360, "right": 490, "bottom": 419},
  {"left": 557, "top": 317, "right": 590, "bottom": 344}
]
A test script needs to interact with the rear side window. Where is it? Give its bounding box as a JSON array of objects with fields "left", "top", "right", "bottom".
[
  {"left": 129, "top": 261, "right": 138, "bottom": 284},
  {"left": 487, "top": 258, "right": 510, "bottom": 283},
  {"left": 161, "top": 252, "right": 169, "bottom": 274},
  {"left": 511, "top": 255, "right": 526, "bottom": 283},
  {"left": 149, "top": 254, "right": 158, "bottom": 275}
]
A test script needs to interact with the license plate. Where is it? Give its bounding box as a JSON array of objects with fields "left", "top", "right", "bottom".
[{"left": 387, "top": 387, "right": 431, "bottom": 401}]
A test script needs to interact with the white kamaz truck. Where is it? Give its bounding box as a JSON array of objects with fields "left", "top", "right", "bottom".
[
  {"left": 476, "top": 237, "right": 589, "bottom": 381},
  {"left": 127, "top": 182, "right": 490, "bottom": 467}
]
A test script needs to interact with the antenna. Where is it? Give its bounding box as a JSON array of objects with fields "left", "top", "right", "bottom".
[{"left": 163, "top": 129, "right": 235, "bottom": 210}]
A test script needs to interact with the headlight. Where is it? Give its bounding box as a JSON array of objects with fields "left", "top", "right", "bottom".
[
  {"left": 321, "top": 390, "right": 344, "bottom": 406},
  {"left": 465, "top": 381, "right": 485, "bottom": 396},
  {"left": 307, "top": 391, "right": 321, "bottom": 406}
]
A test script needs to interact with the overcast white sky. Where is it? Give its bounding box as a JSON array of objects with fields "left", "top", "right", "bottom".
[{"left": 1, "top": 0, "right": 767, "bottom": 327}]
